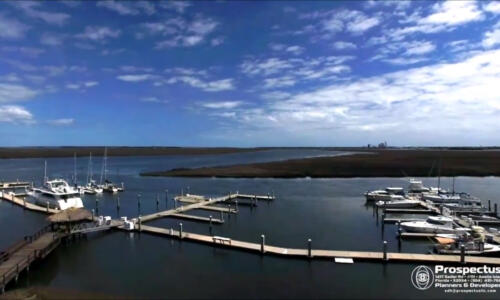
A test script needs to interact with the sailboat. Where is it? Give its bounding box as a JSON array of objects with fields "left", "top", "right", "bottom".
[
  {"left": 99, "top": 147, "right": 120, "bottom": 193},
  {"left": 83, "top": 152, "right": 102, "bottom": 194}
]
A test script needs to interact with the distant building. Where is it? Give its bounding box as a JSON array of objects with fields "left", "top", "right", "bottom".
[{"left": 378, "top": 141, "right": 388, "bottom": 148}]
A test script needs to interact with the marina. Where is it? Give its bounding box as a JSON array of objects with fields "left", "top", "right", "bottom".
[{"left": 1, "top": 153, "right": 500, "bottom": 298}]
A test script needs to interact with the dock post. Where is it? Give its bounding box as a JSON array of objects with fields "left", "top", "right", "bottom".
[
  {"left": 460, "top": 244, "right": 465, "bottom": 264},
  {"left": 138, "top": 216, "right": 142, "bottom": 232},
  {"left": 174, "top": 198, "right": 177, "bottom": 209},
  {"left": 117, "top": 196, "right": 120, "bottom": 210},
  {"left": 383, "top": 241, "right": 388, "bottom": 261},
  {"left": 170, "top": 228, "right": 173, "bottom": 236},
  {"left": 261, "top": 234, "right": 265, "bottom": 253},
  {"left": 488, "top": 200, "right": 491, "bottom": 212},
  {"left": 165, "top": 189, "right": 168, "bottom": 209},
  {"left": 137, "top": 194, "right": 141, "bottom": 211},
  {"left": 235, "top": 200, "right": 238, "bottom": 212},
  {"left": 156, "top": 193, "right": 159, "bottom": 211},
  {"left": 209, "top": 215, "right": 213, "bottom": 235},
  {"left": 46, "top": 201, "right": 49, "bottom": 213},
  {"left": 95, "top": 198, "right": 99, "bottom": 214},
  {"left": 179, "top": 223, "right": 183, "bottom": 239},
  {"left": 91, "top": 209, "right": 95, "bottom": 222},
  {"left": 227, "top": 203, "right": 231, "bottom": 218},
  {"left": 479, "top": 241, "right": 484, "bottom": 253},
  {"left": 308, "top": 239, "right": 312, "bottom": 258},
  {"left": 23, "top": 197, "right": 26, "bottom": 208},
  {"left": 220, "top": 210, "right": 224, "bottom": 222},
  {"left": 254, "top": 196, "right": 257, "bottom": 207}
]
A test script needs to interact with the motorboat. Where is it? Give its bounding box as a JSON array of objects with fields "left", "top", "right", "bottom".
[
  {"left": 364, "top": 187, "right": 404, "bottom": 201},
  {"left": 400, "top": 216, "right": 470, "bottom": 234},
  {"left": 29, "top": 179, "right": 84, "bottom": 210},
  {"left": 407, "top": 179, "right": 430, "bottom": 193},
  {"left": 101, "top": 180, "right": 118, "bottom": 193},
  {"left": 83, "top": 179, "right": 103, "bottom": 194},
  {"left": 375, "top": 199, "right": 421, "bottom": 208}
]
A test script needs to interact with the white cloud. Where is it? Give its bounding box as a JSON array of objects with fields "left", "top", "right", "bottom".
[
  {"left": 263, "top": 76, "right": 296, "bottom": 89},
  {"left": 421, "top": 1, "right": 483, "bottom": 26},
  {"left": 0, "top": 105, "right": 34, "bottom": 124},
  {"left": 404, "top": 41, "right": 436, "bottom": 55},
  {"left": 77, "top": 26, "right": 121, "bottom": 42},
  {"left": 0, "top": 15, "right": 29, "bottom": 39},
  {"left": 159, "top": 1, "right": 191, "bottom": 13},
  {"left": 141, "top": 97, "right": 168, "bottom": 104},
  {"left": 285, "top": 45, "right": 305, "bottom": 55},
  {"left": 10, "top": 1, "right": 70, "bottom": 25},
  {"left": 346, "top": 15, "right": 380, "bottom": 33},
  {"left": 231, "top": 48, "right": 500, "bottom": 143},
  {"left": 117, "top": 74, "right": 153, "bottom": 82},
  {"left": 483, "top": 28, "right": 500, "bottom": 48},
  {"left": 65, "top": 81, "right": 99, "bottom": 90},
  {"left": 484, "top": 2, "right": 500, "bottom": 14},
  {"left": 166, "top": 76, "right": 234, "bottom": 92},
  {"left": 333, "top": 41, "right": 357, "bottom": 50},
  {"left": 382, "top": 57, "right": 429, "bottom": 65},
  {"left": 202, "top": 101, "right": 243, "bottom": 109},
  {"left": 1, "top": 46, "right": 44, "bottom": 57},
  {"left": 0, "top": 83, "right": 38, "bottom": 102},
  {"left": 40, "top": 33, "right": 63, "bottom": 46},
  {"left": 47, "top": 118, "right": 74, "bottom": 126},
  {"left": 97, "top": 0, "right": 155, "bottom": 15},
  {"left": 144, "top": 16, "right": 218, "bottom": 49}
]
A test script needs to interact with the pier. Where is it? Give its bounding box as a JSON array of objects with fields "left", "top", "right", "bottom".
[
  {"left": 0, "top": 226, "right": 60, "bottom": 293},
  {"left": 134, "top": 224, "right": 500, "bottom": 266},
  {"left": 0, "top": 191, "right": 58, "bottom": 214}
]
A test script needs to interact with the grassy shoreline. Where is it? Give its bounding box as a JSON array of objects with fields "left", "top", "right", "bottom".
[
  {"left": 141, "top": 149, "right": 500, "bottom": 178},
  {"left": 0, "top": 146, "right": 269, "bottom": 159}
]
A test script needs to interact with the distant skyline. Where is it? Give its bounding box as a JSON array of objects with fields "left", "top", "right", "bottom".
[{"left": 1, "top": 0, "right": 500, "bottom": 147}]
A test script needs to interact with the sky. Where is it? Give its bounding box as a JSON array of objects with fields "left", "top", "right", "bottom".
[{"left": 1, "top": 0, "right": 500, "bottom": 147}]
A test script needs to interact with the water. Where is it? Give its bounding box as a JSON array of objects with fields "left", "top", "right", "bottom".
[{"left": 0, "top": 149, "right": 499, "bottom": 298}]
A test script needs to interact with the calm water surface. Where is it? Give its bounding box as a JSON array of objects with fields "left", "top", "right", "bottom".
[{"left": 0, "top": 149, "right": 499, "bottom": 299}]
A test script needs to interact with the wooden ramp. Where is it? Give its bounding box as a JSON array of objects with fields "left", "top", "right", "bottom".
[
  {"left": 0, "top": 229, "right": 60, "bottom": 293},
  {"left": 136, "top": 225, "right": 500, "bottom": 266},
  {"left": 0, "top": 192, "right": 58, "bottom": 214}
]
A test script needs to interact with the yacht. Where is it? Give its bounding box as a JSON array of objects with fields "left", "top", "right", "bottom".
[
  {"left": 30, "top": 179, "right": 84, "bottom": 210},
  {"left": 364, "top": 187, "right": 404, "bottom": 201},
  {"left": 400, "top": 216, "right": 470, "bottom": 234},
  {"left": 375, "top": 198, "right": 421, "bottom": 208},
  {"left": 83, "top": 179, "right": 103, "bottom": 195},
  {"left": 407, "top": 179, "right": 430, "bottom": 193}
]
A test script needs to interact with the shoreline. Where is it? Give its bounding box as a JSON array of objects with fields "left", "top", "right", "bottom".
[{"left": 141, "top": 149, "right": 500, "bottom": 178}]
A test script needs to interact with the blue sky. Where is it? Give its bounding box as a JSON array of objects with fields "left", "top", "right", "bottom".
[{"left": 1, "top": 0, "right": 500, "bottom": 147}]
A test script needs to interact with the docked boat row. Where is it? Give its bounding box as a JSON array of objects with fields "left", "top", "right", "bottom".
[{"left": 26, "top": 149, "right": 124, "bottom": 211}]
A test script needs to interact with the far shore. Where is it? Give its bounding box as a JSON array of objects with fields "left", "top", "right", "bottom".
[{"left": 141, "top": 149, "right": 500, "bottom": 178}]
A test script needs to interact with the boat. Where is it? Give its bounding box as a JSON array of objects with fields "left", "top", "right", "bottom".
[
  {"left": 82, "top": 153, "right": 103, "bottom": 194},
  {"left": 29, "top": 177, "right": 84, "bottom": 210},
  {"left": 375, "top": 199, "right": 421, "bottom": 208},
  {"left": 400, "top": 216, "right": 470, "bottom": 234},
  {"left": 407, "top": 179, "right": 430, "bottom": 193},
  {"left": 98, "top": 147, "right": 123, "bottom": 193},
  {"left": 364, "top": 187, "right": 404, "bottom": 201}
]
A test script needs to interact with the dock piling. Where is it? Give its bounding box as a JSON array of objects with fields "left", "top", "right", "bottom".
[
  {"left": 46, "top": 201, "right": 49, "bottom": 213},
  {"left": 91, "top": 209, "right": 95, "bottom": 222},
  {"left": 220, "top": 210, "right": 224, "bottom": 222},
  {"left": 165, "top": 189, "right": 168, "bottom": 209},
  {"left": 23, "top": 198, "right": 26, "bottom": 208},
  {"left": 261, "top": 235, "right": 265, "bottom": 253},
  {"left": 235, "top": 200, "right": 238, "bottom": 212},
  {"left": 138, "top": 216, "right": 142, "bottom": 232},
  {"left": 488, "top": 200, "right": 491, "bottom": 212},
  {"left": 137, "top": 194, "right": 141, "bottom": 210},
  {"left": 179, "top": 223, "right": 183, "bottom": 239},
  {"left": 156, "top": 193, "right": 160, "bottom": 210},
  {"left": 308, "top": 239, "right": 312, "bottom": 258},
  {"left": 383, "top": 241, "right": 388, "bottom": 261},
  {"left": 460, "top": 244, "right": 465, "bottom": 264},
  {"left": 209, "top": 215, "right": 213, "bottom": 234}
]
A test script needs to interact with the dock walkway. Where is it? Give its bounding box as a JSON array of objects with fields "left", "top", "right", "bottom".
[
  {"left": 0, "top": 227, "right": 60, "bottom": 293},
  {"left": 137, "top": 225, "right": 500, "bottom": 265},
  {"left": 0, "top": 192, "right": 58, "bottom": 214}
]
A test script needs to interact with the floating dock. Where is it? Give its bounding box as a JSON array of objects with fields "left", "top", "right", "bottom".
[
  {"left": 134, "top": 224, "right": 500, "bottom": 266},
  {"left": 0, "top": 191, "right": 58, "bottom": 214}
]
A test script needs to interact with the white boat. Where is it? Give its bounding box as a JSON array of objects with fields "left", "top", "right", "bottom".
[
  {"left": 436, "top": 241, "right": 500, "bottom": 255},
  {"left": 364, "top": 187, "right": 404, "bottom": 201},
  {"left": 83, "top": 179, "right": 103, "bottom": 194},
  {"left": 375, "top": 199, "right": 421, "bottom": 208},
  {"left": 401, "top": 216, "right": 470, "bottom": 234},
  {"left": 30, "top": 178, "right": 84, "bottom": 210},
  {"left": 407, "top": 179, "right": 430, "bottom": 193},
  {"left": 422, "top": 193, "right": 461, "bottom": 203}
]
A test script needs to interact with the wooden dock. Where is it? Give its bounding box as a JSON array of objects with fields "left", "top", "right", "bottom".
[
  {"left": 0, "top": 192, "right": 58, "bottom": 214},
  {"left": 0, "top": 227, "right": 60, "bottom": 293},
  {"left": 136, "top": 225, "right": 500, "bottom": 265},
  {"left": 0, "top": 182, "right": 30, "bottom": 190},
  {"left": 168, "top": 213, "right": 224, "bottom": 224},
  {"left": 177, "top": 198, "right": 237, "bottom": 213}
]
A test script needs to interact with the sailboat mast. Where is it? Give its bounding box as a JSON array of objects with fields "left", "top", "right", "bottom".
[
  {"left": 73, "top": 153, "right": 77, "bottom": 185},
  {"left": 437, "top": 159, "right": 442, "bottom": 193},
  {"left": 44, "top": 160, "right": 47, "bottom": 184}
]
